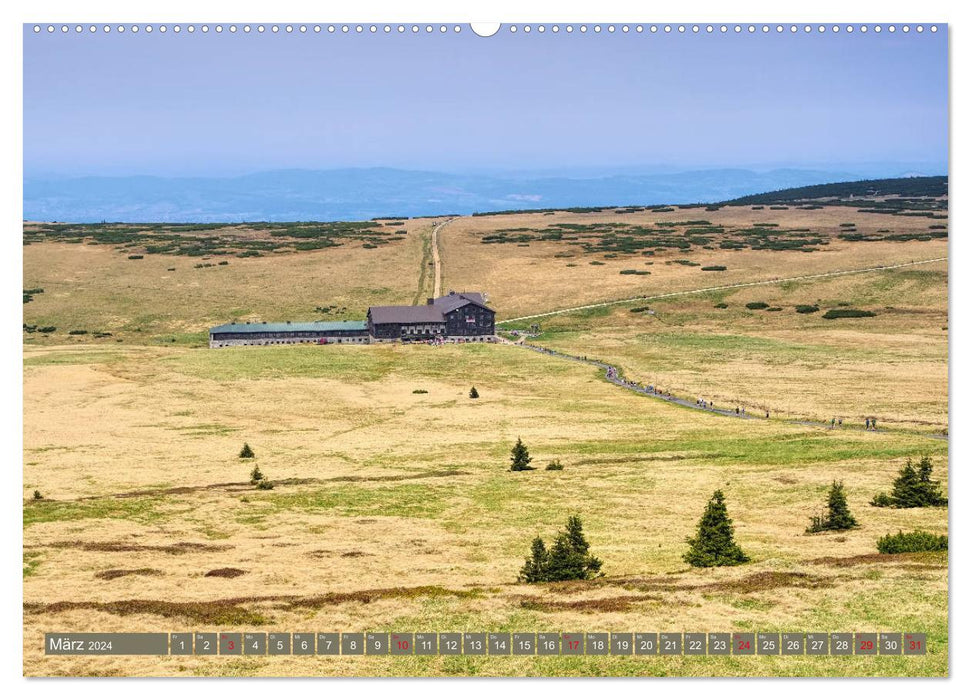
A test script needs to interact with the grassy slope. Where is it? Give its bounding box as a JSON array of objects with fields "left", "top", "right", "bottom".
[{"left": 23, "top": 343, "right": 947, "bottom": 677}]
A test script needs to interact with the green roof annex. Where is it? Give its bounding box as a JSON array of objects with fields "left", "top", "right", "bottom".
[{"left": 210, "top": 320, "right": 368, "bottom": 334}]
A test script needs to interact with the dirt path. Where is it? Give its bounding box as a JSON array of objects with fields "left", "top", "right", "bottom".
[
  {"left": 509, "top": 341, "right": 946, "bottom": 440},
  {"left": 430, "top": 218, "right": 453, "bottom": 298},
  {"left": 496, "top": 256, "right": 947, "bottom": 325}
]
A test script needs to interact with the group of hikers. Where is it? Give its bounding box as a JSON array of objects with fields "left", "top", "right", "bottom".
[{"left": 519, "top": 341, "right": 885, "bottom": 433}]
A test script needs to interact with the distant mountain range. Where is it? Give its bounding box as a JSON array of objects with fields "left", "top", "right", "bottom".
[{"left": 23, "top": 167, "right": 946, "bottom": 223}]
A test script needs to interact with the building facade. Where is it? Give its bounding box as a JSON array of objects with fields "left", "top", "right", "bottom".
[
  {"left": 368, "top": 292, "right": 495, "bottom": 342},
  {"left": 209, "top": 292, "right": 495, "bottom": 348}
]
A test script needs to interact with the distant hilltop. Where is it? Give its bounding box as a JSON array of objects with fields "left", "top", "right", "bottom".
[
  {"left": 22, "top": 167, "right": 946, "bottom": 224},
  {"left": 722, "top": 176, "right": 948, "bottom": 206}
]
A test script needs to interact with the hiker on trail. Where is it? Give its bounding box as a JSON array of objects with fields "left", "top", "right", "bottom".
[
  {"left": 871, "top": 418, "right": 877, "bottom": 431},
  {"left": 735, "top": 407, "right": 740, "bottom": 415},
  {"left": 865, "top": 418, "right": 870, "bottom": 430},
  {"left": 838, "top": 418, "right": 843, "bottom": 427},
  {"left": 765, "top": 410, "right": 769, "bottom": 419},
  {"left": 741, "top": 407, "right": 746, "bottom": 416},
  {"left": 831, "top": 417, "right": 836, "bottom": 429}
]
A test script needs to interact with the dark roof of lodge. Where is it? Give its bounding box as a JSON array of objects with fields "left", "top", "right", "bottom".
[
  {"left": 210, "top": 320, "right": 367, "bottom": 334},
  {"left": 432, "top": 291, "right": 488, "bottom": 313},
  {"left": 369, "top": 292, "right": 493, "bottom": 325},
  {"left": 368, "top": 305, "right": 445, "bottom": 325}
]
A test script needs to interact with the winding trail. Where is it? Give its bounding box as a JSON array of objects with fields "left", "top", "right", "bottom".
[
  {"left": 510, "top": 340, "right": 946, "bottom": 440},
  {"left": 496, "top": 256, "right": 947, "bottom": 325}
]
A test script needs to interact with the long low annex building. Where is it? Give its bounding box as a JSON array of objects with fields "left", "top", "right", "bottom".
[
  {"left": 208, "top": 320, "right": 369, "bottom": 348},
  {"left": 209, "top": 291, "right": 495, "bottom": 348}
]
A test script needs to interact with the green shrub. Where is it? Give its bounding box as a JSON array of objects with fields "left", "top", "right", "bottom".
[
  {"left": 807, "top": 481, "right": 858, "bottom": 533},
  {"left": 795, "top": 305, "right": 820, "bottom": 314},
  {"left": 469, "top": 386, "right": 479, "bottom": 399},
  {"left": 714, "top": 303, "right": 728, "bottom": 309},
  {"left": 870, "top": 492, "right": 893, "bottom": 507},
  {"left": 684, "top": 490, "right": 749, "bottom": 567},
  {"left": 822, "top": 309, "right": 876, "bottom": 320},
  {"left": 701, "top": 265, "right": 727, "bottom": 271},
  {"left": 249, "top": 465, "right": 264, "bottom": 485},
  {"left": 745, "top": 302, "right": 770, "bottom": 310},
  {"left": 877, "top": 530, "right": 947, "bottom": 554},
  {"left": 510, "top": 437, "right": 534, "bottom": 471},
  {"left": 239, "top": 443, "right": 255, "bottom": 459},
  {"left": 519, "top": 515, "right": 603, "bottom": 582},
  {"left": 619, "top": 269, "right": 650, "bottom": 275},
  {"left": 32, "top": 490, "right": 43, "bottom": 501},
  {"left": 68, "top": 330, "right": 88, "bottom": 335},
  {"left": 256, "top": 479, "right": 274, "bottom": 491},
  {"left": 546, "top": 460, "right": 564, "bottom": 471},
  {"left": 127, "top": 254, "right": 144, "bottom": 260},
  {"left": 412, "top": 389, "right": 428, "bottom": 394}
]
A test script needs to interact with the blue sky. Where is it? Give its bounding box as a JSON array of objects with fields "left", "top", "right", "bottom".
[{"left": 23, "top": 25, "right": 948, "bottom": 177}]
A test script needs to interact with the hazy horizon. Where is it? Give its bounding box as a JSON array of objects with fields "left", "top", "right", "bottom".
[{"left": 25, "top": 25, "right": 947, "bottom": 178}]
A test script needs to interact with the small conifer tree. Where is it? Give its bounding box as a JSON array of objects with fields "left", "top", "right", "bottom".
[
  {"left": 469, "top": 386, "right": 479, "bottom": 399},
  {"left": 249, "top": 465, "right": 264, "bottom": 485},
  {"left": 517, "top": 515, "right": 603, "bottom": 582},
  {"left": 807, "top": 481, "right": 858, "bottom": 533},
  {"left": 510, "top": 437, "right": 534, "bottom": 471},
  {"left": 239, "top": 443, "right": 255, "bottom": 459},
  {"left": 519, "top": 537, "right": 550, "bottom": 583},
  {"left": 684, "top": 490, "right": 750, "bottom": 567},
  {"left": 546, "top": 460, "right": 564, "bottom": 471},
  {"left": 32, "top": 490, "right": 43, "bottom": 500},
  {"left": 873, "top": 457, "right": 947, "bottom": 508}
]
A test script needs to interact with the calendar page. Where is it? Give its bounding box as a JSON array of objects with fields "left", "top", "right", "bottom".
[{"left": 21, "top": 19, "right": 948, "bottom": 679}]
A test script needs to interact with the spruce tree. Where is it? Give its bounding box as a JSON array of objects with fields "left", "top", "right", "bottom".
[
  {"left": 807, "top": 481, "right": 858, "bottom": 532},
  {"left": 469, "top": 386, "right": 479, "bottom": 399},
  {"left": 510, "top": 437, "right": 534, "bottom": 471},
  {"left": 545, "top": 516, "right": 602, "bottom": 581},
  {"left": 874, "top": 457, "right": 947, "bottom": 508},
  {"left": 519, "top": 537, "right": 550, "bottom": 583},
  {"left": 684, "top": 490, "right": 750, "bottom": 567},
  {"left": 249, "top": 465, "right": 264, "bottom": 485},
  {"left": 239, "top": 443, "right": 255, "bottom": 459},
  {"left": 889, "top": 459, "right": 921, "bottom": 506},
  {"left": 517, "top": 515, "right": 603, "bottom": 582},
  {"left": 915, "top": 456, "right": 947, "bottom": 506}
]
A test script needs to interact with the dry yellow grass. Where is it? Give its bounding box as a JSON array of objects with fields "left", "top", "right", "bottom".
[
  {"left": 22, "top": 218, "right": 441, "bottom": 344},
  {"left": 22, "top": 203, "right": 948, "bottom": 677},
  {"left": 23, "top": 343, "right": 947, "bottom": 677},
  {"left": 440, "top": 206, "right": 946, "bottom": 317}
]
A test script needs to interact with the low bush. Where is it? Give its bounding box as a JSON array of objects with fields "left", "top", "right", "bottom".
[
  {"left": 701, "top": 265, "right": 727, "bottom": 271},
  {"left": 823, "top": 309, "right": 876, "bottom": 319},
  {"left": 546, "top": 460, "right": 564, "bottom": 471},
  {"left": 412, "top": 389, "right": 428, "bottom": 394},
  {"left": 795, "top": 305, "right": 820, "bottom": 314},
  {"left": 745, "top": 302, "right": 770, "bottom": 310},
  {"left": 877, "top": 530, "right": 947, "bottom": 554}
]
